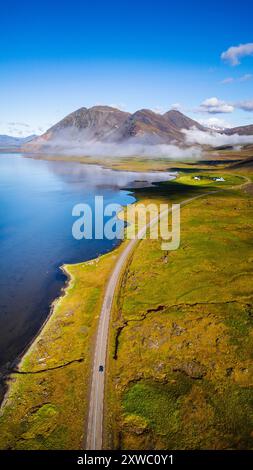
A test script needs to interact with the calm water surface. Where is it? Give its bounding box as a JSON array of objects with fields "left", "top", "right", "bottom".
[{"left": 0, "top": 154, "right": 174, "bottom": 371}]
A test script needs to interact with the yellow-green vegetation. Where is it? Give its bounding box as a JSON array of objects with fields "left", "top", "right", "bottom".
[
  {"left": 107, "top": 170, "right": 253, "bottom": 449},
  {"left": 0, "top": 158, "right": 252, "bottom": 450},
  {"left": 0, "top": 247, "right": 125, "bottom": 449}
]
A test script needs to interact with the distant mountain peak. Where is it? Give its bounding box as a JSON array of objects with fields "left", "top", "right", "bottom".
[
  {"left": 164, "top": 109, "right": 184, "bottom": 116},
  {"left": 0, "top": 134, "right": 37, "bottom": 148},
  {"left": 163, "top": 109, "right": 205, "bottom": 131},
  {"left": 88, "top": 105, "right": 127, "bottom": 112}
]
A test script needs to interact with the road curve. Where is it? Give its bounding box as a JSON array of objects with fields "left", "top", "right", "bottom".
[{"left": 85, "top": 178, "right": 250, "bottom": 450}]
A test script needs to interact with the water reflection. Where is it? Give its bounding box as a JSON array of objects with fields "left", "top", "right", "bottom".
[{"left": 0, "top": 154, "right": 175, "bottom": 373}]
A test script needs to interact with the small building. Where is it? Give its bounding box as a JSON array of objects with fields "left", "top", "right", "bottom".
[{"left": 213, "top": 177, "right": 225, "bottom": 182}]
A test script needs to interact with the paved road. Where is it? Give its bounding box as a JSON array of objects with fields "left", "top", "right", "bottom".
[{"left": 85, "top": 178, "right": 250, "bottom": 450}]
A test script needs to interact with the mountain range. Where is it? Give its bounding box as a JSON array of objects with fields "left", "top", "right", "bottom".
[
  {"left": 1, "top": 106, "right": 253, "bottom": 153},
  {"left": 23, "top": 106, "right": 207, "bottom": 152},
  {"left": 0, "top": 134, "right": 37, "bottom": 148}
]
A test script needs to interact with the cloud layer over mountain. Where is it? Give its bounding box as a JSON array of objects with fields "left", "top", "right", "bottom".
[
  {"left": 22, "top": 105, "right": 253, "bottom": 157},
  {"left": 183, "top": 128, "right": 253, "bottom": 147}
]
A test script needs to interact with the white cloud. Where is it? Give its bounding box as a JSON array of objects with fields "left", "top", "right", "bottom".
[
  {"left": 199, "top": 97, "right": 234, "bottom": 114},
  {"left": 171, "top": 103, "right": 182, "bottom": 110},
  {"left": 27, "top": 127, "right": 202, "bottom": 159},
  {"left": 221, "top": 43, "right": 253, "bottom": 66},
  {"left": 0, "top": 121, "right": 46, "bottom": 137},
  {"left": 221, "top": 77, "right": 234, "bottom": 84},
  {"left": 70, "top": 142, "right": 202, "bottom": 159},
  {"left": 151, "top": 106, "right": 165, "bottom": 114},
  {"left": 109, "top": 103, "right": 127, "bottom": 111},
  {"left": 221, "top": 74, "right": 252, "bottom": 84},
  {"left": 183, "top": 127, "right": 253, "bottom": 147},
  {"left": 150, "top": 104, "right": 183, "bottom": 114},
  {"left": 199, "top": 117, "right": 233, "bottom": 130},
  {"left": 8, "top": 121, "right": 30, "bottom": 128},
  {"left": 236, "top": 100, "right": 253, "bottom": 111},
  {"left": 239, "top": 73, "right": 253, "bottom": 82}
]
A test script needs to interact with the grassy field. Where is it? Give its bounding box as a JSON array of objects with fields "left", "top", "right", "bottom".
[
  {"left": 0, "top": 160, "right": 252, "bottom": 449},
  {"left": 106, "top": 169, "right": 253, "bottom": 449}
]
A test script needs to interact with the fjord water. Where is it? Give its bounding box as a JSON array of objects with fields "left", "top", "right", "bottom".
[{"left": 0, "top": 154, "right": 174, "bottom": 373}]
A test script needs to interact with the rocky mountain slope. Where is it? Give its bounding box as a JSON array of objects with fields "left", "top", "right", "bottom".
[
  {"left": 22, "top": 106, "right": 253, "bottom": 154},
  {"left": 23, "top": 106, "right": 206, "bottom": 152},
  {"left": 223, "top": 124, "right": 253, "bottom": 136}
]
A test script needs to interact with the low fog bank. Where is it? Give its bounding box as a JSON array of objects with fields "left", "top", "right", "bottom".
[
  {"left": 49, "top": 141, "right": 202, "bottom": 159},
  {"left": 183, "top": 127, "right": 253, "bottom": 147},
  {"left": 26, "top": 127, "right": 202, "bottom": 159},
  {"left": 29, "top": 139, "right": 202, "bottom": 160},
  {"left": 26, "top": 125, "right": 253, "bottom": 159}
]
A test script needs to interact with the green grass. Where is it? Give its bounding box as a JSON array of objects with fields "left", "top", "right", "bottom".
[
  {"left": 0, "top": 162, "right": 252, "bottom": 450},
  {"left": 130, "top": 171, "right": 245, "bottom": 207},
  {"left": 123, "top": 378, "right": 192, "bottom": 437},
  {"left": 107, "top": 168, "right": 253, "bottom": 449},
  {"left": 122, "top": 379, "right": 253, "bottom": 449},
  {"left": 174, "top": 172, "right": 243, "bottom": 188}
]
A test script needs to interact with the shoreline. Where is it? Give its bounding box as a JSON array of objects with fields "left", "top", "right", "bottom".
[
  {"left": 0, "top": 207, "right": 134, "bottom": 410},
  {"left": 1, "top": 167, "right": 248, "bottom": 449},
  {"left": 0, "top": 264, "right": 73, "bottom": 409},
  {"left": 0, "top": 240, "right": 129, "bottom": 410},
  {"left": 23, "top": 152, "right": 178, "bottom": 186},
  {"left": 1, "top": 165, "right": 238, "bottom": 409},
  {"left": 1, "top": 149, "right": 182, "bottom": 173},
  {"left": 0, "top": 161, "right": 177, "bottom": 411}
]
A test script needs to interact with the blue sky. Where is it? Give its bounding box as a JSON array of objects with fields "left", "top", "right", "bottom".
[{"left": 1, "top": 0, "right": 253, "bottom": 136}]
